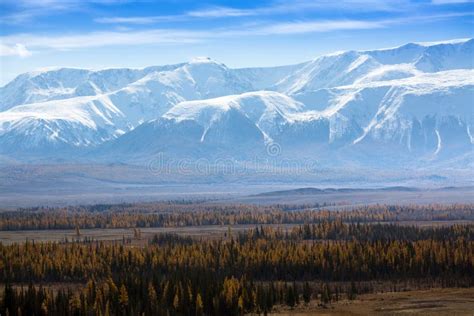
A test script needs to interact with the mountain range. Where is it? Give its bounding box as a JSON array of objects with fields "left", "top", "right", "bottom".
[{"left": 1, "top": 38, "right": 473, "bottom": 171}]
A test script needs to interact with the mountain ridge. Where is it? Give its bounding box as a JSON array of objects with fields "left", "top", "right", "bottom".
[{"left": 0, "top": 38, "right": 472, "bottom": 170}]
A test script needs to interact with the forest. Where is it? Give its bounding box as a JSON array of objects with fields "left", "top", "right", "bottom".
[
  {"left": 1, "top": 203, "right": 472, "bottom": 230},
  {"left": 0, "top": 202, "right": 473, "bottom": 315}
]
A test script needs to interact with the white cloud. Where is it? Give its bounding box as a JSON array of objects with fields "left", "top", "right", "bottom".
[
  {"left": 95, "top": 16, "right": 184, "bottom": 24},
  {"left": 256, "top": 20, "right": 384, "bottom": 35},
  {"left": 1, "top": 30, "right": 206, "bottom": 51},
  {"left": 95, "top": 7, "right": 255, "bottom": 25},
  {"left": 2, "top": 12, "right": 472, "bottom": 52},
  {"left": 96, "top": 17, "right": 164, "bottom": 24},
  {"left": 94, "top": 1, "right": 411, "bottom": 25},
  {"left": 187, "top": 7, "right": 254, "bottom": 18},
  {"left": 1, "top": 0, "right": 130, "bottom": 24},
  {"left": 0, "top": 19, "right": 385, "bottom": 51},
  {"left": 0, "top": 43, "right": 32, "bottom": 57},
  {"left": 182, "top": 1, "right": 413, "bottom": 17}
]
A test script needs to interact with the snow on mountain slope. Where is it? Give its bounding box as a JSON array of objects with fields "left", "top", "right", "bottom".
[
  {"left": 0, "top": 65, "right": 186, "bottom": 111},
  {"left": 101, "top": 108, "right": 267, "bottom": 161},
  {"left": 234, "top": 63, "right": 306, "bottom": 90},
  {"left": 0, "top": 68, "right": 91, "bottom": 111},
  {"left": 413, "top": 39, "right": 474, "bottom": 72},
  {"left": 364, "top": 38, "right": 473, "bottom": 69},
  {"left": 108, "top": 57, "right": 254, "bottom": 119},
  {"left": 0, "top": 38, "right": 472, "bottom": 166},
  {"left": 352, "top": 71, "right": 474, "bottom": 155},
  {"left": 100, "top": 91, "right": 308, "bottom": 159},
  {"left": 274, "top": 51, "right": 382, "bottom": 94},
  {"left": 0, "top": 58, "right": 257, "bottom": 151},
  {"left": 162, "top": 90, "right": 337, "bottom": 148},
  {"left": 94, "top": 117, "right": 205, "bottom": 160},
  {"left": 179, "top": 57, "right": 253, "bottom": 98},
  {"left": 0, "top": 57, "right": 294, "bottom": 113},
  {"left": 294, "top": 69, "right": 474, "bottom": 154},
  {"left": 157, "top": 69, "right": 473, "bottom": 158},
  {"left": 275, "top": 38, "right": 473, "bottom": 95},
  {"left": 0, "top": 95, "right": 127, "bottom": 150},
  {"left": 164, "top": 91, "right": 304, "bottom": 137},
  {"left": 353, "top": 64, "right": 422, "bottom": 85}
]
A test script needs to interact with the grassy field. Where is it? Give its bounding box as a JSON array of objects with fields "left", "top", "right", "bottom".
[
  {"left": 271, "top": 288, "right": 474, "bottom": 315},
  {"left": 1, "top": 220, "right": 472, "bottom": 245},
  {"left": 0, "top": 224, "right": 294, "bottom": 244}
]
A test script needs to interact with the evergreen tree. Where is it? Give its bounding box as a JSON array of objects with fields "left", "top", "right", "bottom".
[
  {"left": 303, "top": 282, "right": 311, "bottom": 304},
  {"left": 195, "top": 293, "right": 204, "bottom": 316},
  {"left": 285, "top": 284, "right": 296, "bottom": 308}
]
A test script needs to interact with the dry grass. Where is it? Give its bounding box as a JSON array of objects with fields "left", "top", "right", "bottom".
[
  {"left": 0, "top": 224, "right": 298, "bottom": 245},
  {"left": 2, "top": 220, "right": 472, "bottom": 245},
  {"left": 270, "top": 288, "right": 474, "bottom": 315}
]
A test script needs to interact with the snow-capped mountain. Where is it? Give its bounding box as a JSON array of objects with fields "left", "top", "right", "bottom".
[
  {"left": 0, "top": 64, "right": 186, "bottom": 111},
  {"left": 0, "top": 58, "right": 260, "bottom": 151},
  {"left": 0, "top": 38, "right": 472, "bottom": 167}
]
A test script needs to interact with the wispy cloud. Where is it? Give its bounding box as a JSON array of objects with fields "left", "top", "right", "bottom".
[
  {"left": 95, "top": 0, "right": 412, "bottom": 25},
  {"left": 0, "top": 43, "right": 32, "bottom": 57},
  {"left": 255, "top": 20, "right": 384, "bottom": 35},
  {"left": 2, "top": 12, "right": 472, "bottom": 54},
  {"left": 95, "top": 16, "right": 180, "bottom": 24},
  {"left": 94, "top": 6, "right": 257, "bottom": 25},
  {"left": 1, "top": 30, "right": 205, "bottom": 51},
  {"left": 1, "top": 0, "right": 131, "bottom": 24},
  {"left": 4, "top": 0, "right": 466, "bottom": 27},
  {"left": 1, "top": 19, "right": 386, "bottom": 52},
  {"left": 186, "top": 0, "right": 413, "bottom": 16},
  {"left": 186, "top": 7, "right": 255, "bottom": 18},
  {"left": 1, "top": 1, "right": 82, "bottom": 24}
]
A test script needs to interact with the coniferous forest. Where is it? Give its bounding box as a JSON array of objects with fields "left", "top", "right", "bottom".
[{"left": 0, "top": 203, "right": 473, "bottom": 315}]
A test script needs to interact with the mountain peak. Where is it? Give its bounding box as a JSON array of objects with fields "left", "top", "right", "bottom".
[
  {"left": 185, "top": 57, "right": 228, "bottom": 72},
  {"left": 189, "top": 56, "right": 220, "bottom": 64}
]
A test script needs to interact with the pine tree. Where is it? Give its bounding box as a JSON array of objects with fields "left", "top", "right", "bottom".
[
  {"left": 195, "top": 293, "right": 204, "bottom": 316},
  {"left": 41, "top": 300, "right": 48, "bottom": 315},
  {"left": 147, "top": 282, "right": 157, "bottom": 312},
  {"left": 348, "top": 281, "right": 357, "bottom": 300},
  {"left": 320, "top": 284, "right": 330, "bottom": 304},
  {"left": 104, "top": 301, "right": 111, "bottom": 316},
  {"left": 173, "top": 289, "right": 180, "bottom": 311},
  {"left": 3, "top": 283, "right": 15, "bottom": 314},
  {"left": 303, "top": 282, "right": 311, "bottom": 304},
  {"left": 285, "top": 284, "right": 296, "bottom": 308},
  {"left": 118, "top": 285, "right": 128, "bottom": 310},
  {"left": 69, "top": 293, "right": 81, "bottom": 316},
  {"left": 237, "top": 295, "right": 244, "bottom": 316}
]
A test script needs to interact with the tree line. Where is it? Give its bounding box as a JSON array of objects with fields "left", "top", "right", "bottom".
[{"left": 1, "top": 203, "right": 472, "bottom": 231}]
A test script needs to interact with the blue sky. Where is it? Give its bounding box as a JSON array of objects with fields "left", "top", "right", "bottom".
[{"left": 0, "top": 0, "right": 473, "bottom": 85}]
